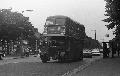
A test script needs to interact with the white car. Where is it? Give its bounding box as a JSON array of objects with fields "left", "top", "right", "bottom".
[
  {"left": 83, "top": 49, "right": 92, "bottom": 58},
  {"left": 99, "top": 49, "right": 103, "bottom": 53},
  {"left": 92, "top": 49, "right": 101, "bottom": 56}
]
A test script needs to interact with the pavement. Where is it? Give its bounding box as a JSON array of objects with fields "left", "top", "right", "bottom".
[
  {"left": 3, "top": 54, "right": 39, "bottom": 59},
  {"left": 0, "top": 55, "right": 40, "bottom": 65},
  {"left": 69, "top": 56, "right": 120, "bottom": 76}
]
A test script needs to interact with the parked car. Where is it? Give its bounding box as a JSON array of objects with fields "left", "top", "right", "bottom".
[
  {"left": 99, "top": 49, "right": 103, "bottom": 53},
  {"left": 92, "top": 49, "right": 101, "bottom": 56},
  {"left": 83, "top": 49, "right": 92, "bottom": 58}
]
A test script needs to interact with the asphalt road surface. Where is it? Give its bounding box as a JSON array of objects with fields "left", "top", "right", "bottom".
[{"left": 0, "top": 55, "right": 102, "bottom": 76}]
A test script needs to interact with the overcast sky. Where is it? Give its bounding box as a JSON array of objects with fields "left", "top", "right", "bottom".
[{"left": 0, "top": 0, "right": 115, "bottom": 42}]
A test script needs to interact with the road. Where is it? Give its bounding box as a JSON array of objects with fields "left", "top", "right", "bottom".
[
  {"left": 0, "top": 55, "right": 102, "bottom": 76},
  {"left": 72, "top": 56, "right": 120, "bottom": 76}
]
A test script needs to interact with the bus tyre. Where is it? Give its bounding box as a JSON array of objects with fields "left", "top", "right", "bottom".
[
  {"left": 41, "top": 56, "right": 47, "bottom": 63},
  {"left": 40, "top": 54, "right": 48, "bottom": 63},
  {"left": 90, "top": 55, "right": 92, "bottom": 58},
  {"left": 58, "top": 56, "right": 66, "bottom": 62},
  {"left": 42, "top": 59, "right": 47, "bottom": 63},
  {"left": 80, "top": 52, "right": 83, "bottom": 60},
  {"left": 0, "top": 54, "right": 3, "bottom": 60}
]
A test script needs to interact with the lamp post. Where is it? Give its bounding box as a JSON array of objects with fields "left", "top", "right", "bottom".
[{"left": 36, "top": 40, "right": 38, "bottom": 51}]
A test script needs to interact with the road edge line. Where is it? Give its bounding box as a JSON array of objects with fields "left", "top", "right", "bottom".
[{"left": 62, "top": 58, "right": 102, "bottom": 76}]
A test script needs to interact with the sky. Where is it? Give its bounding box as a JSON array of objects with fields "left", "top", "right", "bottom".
[{"left": 0, "top": 0, "right": 115, "bottom": 42}]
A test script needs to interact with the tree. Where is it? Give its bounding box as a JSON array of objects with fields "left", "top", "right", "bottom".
[
  {"left": 0, "top": 9, "right": 35, "bottom": 40},
  {"left": 0, "top": 8, "right": 43, "bottom": 55},
  {"left": 84, "top": 36, "right": 102, "bottom": 49},
  {"left": 103, "top": 0, "right": 120, "bottom": 39}
]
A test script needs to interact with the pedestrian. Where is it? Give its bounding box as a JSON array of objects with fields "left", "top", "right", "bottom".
[
  {"left": 111, "top": 41, "right": 117, "bottom": 58},
  {"left": 117, "top": 48, "right": 120, "bottom": 56},
  {"left": 103, "top": 42, "right": 107, "bottom": 58},
  {"left": 106, "top": 47, "right": 110, "bottom": 57},
  {"left": 117, "top": 43, "right": 120, "bottom": 56}
]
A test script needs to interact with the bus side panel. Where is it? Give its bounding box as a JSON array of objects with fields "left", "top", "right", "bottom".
[{"left": 68, "top": 39, "right": 83, "bottom": 60}]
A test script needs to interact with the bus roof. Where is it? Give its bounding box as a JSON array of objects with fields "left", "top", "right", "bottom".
[{"left": 47, "top": 15, "right": 68, "bottom": 19}]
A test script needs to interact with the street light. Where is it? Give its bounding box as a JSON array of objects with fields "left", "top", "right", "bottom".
[{"left": 22, "top": 10, "right": 34, "bottom": 13}]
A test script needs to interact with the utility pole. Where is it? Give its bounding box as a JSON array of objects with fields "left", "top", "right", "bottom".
[
  {"left": 95, "top": 30, "right": 96, "bottom": 40},
  {"left": 92, "top": 30, "right": 96, "bottom": 40}
]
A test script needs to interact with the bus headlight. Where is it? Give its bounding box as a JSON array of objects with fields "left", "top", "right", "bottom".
[{"left": 60, "top": 32, "right": 65, "bottom": 34}]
